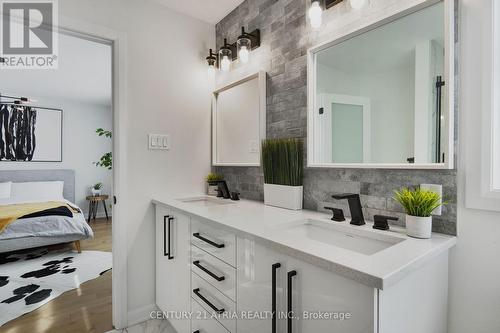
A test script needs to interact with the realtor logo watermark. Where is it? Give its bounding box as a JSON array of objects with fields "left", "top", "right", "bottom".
[{"left": 0, "top": 0, "right": 58, "bottom": 69}]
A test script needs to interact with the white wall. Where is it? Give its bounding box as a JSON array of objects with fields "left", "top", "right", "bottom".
[
  {"left": 0, "top": 97, "right": 112, "bottom": 216},
  {"left": 448, "top": 0, "right": 500, "bottom": 332},
  {"left": 58, "top": 0, "right": 214, "bottom": 323}
]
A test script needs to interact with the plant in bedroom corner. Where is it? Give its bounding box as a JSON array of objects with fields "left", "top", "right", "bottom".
[
  {"left": 93, "top": 128, "right": 112, "bottom": 170},
  {"left": 91, "top": 182, "right": 103, "bottom": 196},
  {"left": 393, "top": 187, "right": 446, "bottom": 239},
  {"left": 206, "top": 173, "right": 223, "bottom": 196},
  {"left": 262, "top": 138, "right": 303, "bottom": 210}
]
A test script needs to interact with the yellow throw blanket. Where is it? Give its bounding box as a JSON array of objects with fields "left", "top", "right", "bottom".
[{"left": 0, "top": 201, "right": 80, "bottom": 234}]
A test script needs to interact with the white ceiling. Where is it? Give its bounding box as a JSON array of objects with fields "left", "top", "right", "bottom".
[
  {"left": 0, "top": 33, "right": 112, "bottom": 107},
  {"left": 151, "top": 0, "right": 244, "bottom": 24}
]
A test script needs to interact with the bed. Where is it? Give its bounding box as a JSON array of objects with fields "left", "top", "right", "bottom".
[{"left": 0, "top": 170, "right": 94, "bottom": 253}]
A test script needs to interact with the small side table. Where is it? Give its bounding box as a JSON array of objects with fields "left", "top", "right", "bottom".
[{"left": 86, "top": 195, "right": 109, "bottom": 222}]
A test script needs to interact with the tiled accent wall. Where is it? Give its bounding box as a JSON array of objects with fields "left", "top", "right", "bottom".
[{"left": 214, "top": 0, "right": 458, "bottom": 235}]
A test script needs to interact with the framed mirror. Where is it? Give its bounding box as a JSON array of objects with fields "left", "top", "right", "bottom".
[
  {"left": 212, "top": 71, "right": 266, "bottom": 166},
  {"left": 307, "top": 0, "right": 454, "bottom": 169}
]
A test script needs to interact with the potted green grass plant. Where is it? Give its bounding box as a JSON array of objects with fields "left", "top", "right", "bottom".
[
  {"left": 393, "top": 187, "right": 446, "bottom": 239},
  {"left": 262, "top": 138, "right": 303, "bottom": 210}
]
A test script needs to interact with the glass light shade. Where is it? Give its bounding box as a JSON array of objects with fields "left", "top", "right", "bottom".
[
  {"left": 207, "top": 63, "right": 216, "bottom": 74},
  {"left": 350, "top": 0, "right": 366, "bottom": 9},
  {"left": 220, "top": 55, "right": 231, "bottom": 71},
  {"left": 237, "top": 37, "right": 251, "bottom": 63},
  {"left": 219, "top": 48, "right": 232, "bottom": 72},
  {"left": 309, "top": 1, "right": 322, "bottom": 30}
]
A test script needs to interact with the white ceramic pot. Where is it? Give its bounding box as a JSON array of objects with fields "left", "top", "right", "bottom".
[
  {"left": 405, "top": 215, "right": 432, "bottom": 239},
  {"left": 207, "top": 184, "right": 219, "bottom": 197},
  {"left": 264, "top": 183, "right": 303, "bottom": 210},
  {"left": 91, "top": 188, "right": 101, "bottom": 196}
]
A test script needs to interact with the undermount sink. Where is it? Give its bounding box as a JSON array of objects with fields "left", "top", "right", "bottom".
[
  {"left": 177, "top": 196, "right": 234, "bottom": 207},
  {"left": 279, "top": 219, "right": 405, "bottom": 255}
]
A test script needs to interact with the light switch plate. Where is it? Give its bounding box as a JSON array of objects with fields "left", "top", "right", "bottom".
[
  {"left": 249, "top": 140, "right": 259, "bottom": 153},
  {"left": 421, "top": 183, "right": 442, "bottom": 215},
  {"left": 148, "top": 134, "right": 170, "bottom": 150}
]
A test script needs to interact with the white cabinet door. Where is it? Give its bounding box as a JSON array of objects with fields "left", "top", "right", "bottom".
[
  {"left": 237, "top": 236, "right": 376, "bottom": 333},
  {"left": 237, "top": 236, "right": 291, "bottom": 333},
  {"left": 286, "top": 256, "right": 376, "bottom": 333},
  {"left": 155, "top": 205, "right": 190, "bottom": 333}
]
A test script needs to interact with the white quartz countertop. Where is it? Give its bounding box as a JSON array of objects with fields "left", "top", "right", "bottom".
[{"left": 152, "top": 196, "right": 456, "bottom": 290}]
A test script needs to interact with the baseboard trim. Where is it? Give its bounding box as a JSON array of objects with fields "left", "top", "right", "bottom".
[{"left": 127, "top": 303, "right": 158, "bottom": 327}]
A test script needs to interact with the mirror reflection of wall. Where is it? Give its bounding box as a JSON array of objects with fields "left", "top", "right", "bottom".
[
  {"left": 314, "top": 2, "right": 445, "bottom": 165},
  {"left": 213, "top": 72, "right": 265, "bottom": 166}
]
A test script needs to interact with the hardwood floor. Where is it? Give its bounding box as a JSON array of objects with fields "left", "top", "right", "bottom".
[{"left": 1, "top": 218, "right": 113, "bottom": 333}]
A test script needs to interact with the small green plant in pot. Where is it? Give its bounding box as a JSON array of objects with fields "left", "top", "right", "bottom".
[
  {"left": 206, "top": 173, "right": 223, "bottom": 196},
  {"left": 393, "top": 187, "right": 446, "bottom": 239},
  {"left": 262, "top": 138, "right": 303, "bottom": 210},
  {"left": 91, "top": 182, "right": 103, "bottom": 196}
]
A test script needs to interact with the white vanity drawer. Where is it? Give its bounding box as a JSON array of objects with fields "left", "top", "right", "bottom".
[
  {"left": 191, "top": 298, "right": 231, "bottom": 333},
  {"left": 191, "top": 272, "right": 236, "bottom": 333},
  {"left": 191, "top": 245, "right": 236, "bottom": 301},
  {"left": 191, "top": 219, "right": 236, "bottom": 267}
]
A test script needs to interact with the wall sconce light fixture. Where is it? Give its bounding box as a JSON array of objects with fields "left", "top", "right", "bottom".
[
  {"left": 309, "top": 0, "right": 365, "bottom": 29},
  {"left": 206, "top": 48, "right": 218, "bottom": 74},
  {"left": 309, "top": 1, "right": 323, "bottom": 30},
  {"left": 206, "top": 26, "right": 261, "bottom": 72},
  {"left": 219, "top": 39, "right": 233, "bottom": 72},
  {"left": 237, "top": 27, "right": 260, "bottom": 63}
]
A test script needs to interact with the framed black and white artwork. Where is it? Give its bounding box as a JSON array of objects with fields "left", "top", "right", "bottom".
[{"left": 0, "top": 104, "right": 63, "bottom": 162}]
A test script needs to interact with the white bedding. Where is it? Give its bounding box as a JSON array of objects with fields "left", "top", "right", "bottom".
[{"left": 0, "top": 198, "right": 94, "bottom": 241}]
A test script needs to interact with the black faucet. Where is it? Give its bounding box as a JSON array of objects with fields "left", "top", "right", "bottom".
[
  {"left": 209, "top": 180, "right": 231, "bottom": 199},
  {"left": 324, "top": 206, "right": 345, "bottom": 222},
  {"left": 331, "top": 193, "right": 365, "bottom": 226},
  {"left": 373, "top": 215, "right": 399, "bottom": 230}
]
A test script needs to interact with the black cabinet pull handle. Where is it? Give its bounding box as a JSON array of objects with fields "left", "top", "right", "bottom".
[
  {"left": 163, "top": 215, "right": 169, "bottom": 257},
  {"left": 167, "top": 217, "right": 174, "bottom": 260},
  {"left": 193, "top": 232, "right": 225, "bottom": 248},
  {"left": 272, "top": 263, "right": 281, "bottom": 333},
  {"left": 287, "top": 270, "right": 297, "bottom": 333},
  {"left": 193, "top": 288, "right": 225, "bottom": 314},
  {"left": 193, "top": 260, "right": 225, "bottom": 281},
  {"left": 193, "top": 331, "right": 200, "bottom": 333}
]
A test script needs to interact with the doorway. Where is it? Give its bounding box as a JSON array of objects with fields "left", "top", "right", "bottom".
[{"left": 0, "top": 28, "right": 117, "bottom": 332}]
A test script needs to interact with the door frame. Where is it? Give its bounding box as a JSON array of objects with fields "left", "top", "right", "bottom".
[
  {"left": 315, "top": 93, "right": 371, "bottom": 163},
  {"left": 57, "top": 16, "right": 129, "bottom": 329}
]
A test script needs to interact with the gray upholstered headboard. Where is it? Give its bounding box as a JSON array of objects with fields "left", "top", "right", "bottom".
[{"left": 0, "top": 169, "right": 75, "bottom": 202}]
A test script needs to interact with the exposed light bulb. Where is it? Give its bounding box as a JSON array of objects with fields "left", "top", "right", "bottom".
[
  {"left": 208, "top": 63, "right": 216, "bottom": 75},
  {"left": 239, "top": 46, "right": 250, "bottom": 63},
  {"left": 349, "top": 0, "right": 366, "bottom": 9},
  {"left": 220, "top": 55, "right": 231, "bottom": 71},
  {"left": 309, "top": 1, "right": 322, "bottom": 30}
]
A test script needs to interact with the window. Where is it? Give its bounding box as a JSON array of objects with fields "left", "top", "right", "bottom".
[{"left": 464, "top": 0, "right": 500, "bottom": 211}]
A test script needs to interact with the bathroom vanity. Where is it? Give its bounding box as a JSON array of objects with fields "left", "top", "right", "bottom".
[{"left": 153, "top": 197, "right": 456, "bottom": 333}]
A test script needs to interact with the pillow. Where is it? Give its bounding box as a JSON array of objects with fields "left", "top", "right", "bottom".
[
  {"left": 11, "top": 181, "right": 65, "bottom": 201},
  {"left": 0, "top": 182, "right": 11, "bottom": 199}
]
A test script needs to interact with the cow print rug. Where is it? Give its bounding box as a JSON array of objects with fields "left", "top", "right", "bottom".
[{"left": 0, "top": 248, "right": 112, "bottom": 326}]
